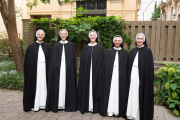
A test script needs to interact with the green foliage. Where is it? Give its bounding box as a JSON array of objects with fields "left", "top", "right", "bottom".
[
  {"left": 0, "top": 56, "right": 16, "bottom": 71},
  {"left": 26, "top": 0, "right": 38, "bottom": 10},
  {"left": 30, "top": 16, "right": 132, "bottom": 52},
  {"left": 0, "top": 31, "right": 23, "bottom": 56},
  {"left": 0, "top": 61, "right": 16, "bottom": 71},
  {"left": 0, "top": 55, "right": 13, "bottom": 62},
  {"left": 93, "top": 16, "right": 132, "bottom": 51},
  {"left": 0, "top": 56, "right": 23, "bottom": 90},
  {"left": 0, "top": 70, "right": 24, "bottom": 90},
  {"left": 19, "top": 38, "right": 23, "bottom": 54},
  {"left": 151, "top": 5, "right": 161, "bottom": 21},
  {"left": 155, "top": 63, "right": 180, "bottom": 117},
  {"left": 0, "top": 31, "right": 11, "bottom": 56},
  {"left": 26, "top": 0, "right": 70, "bottom": 10},
  {"left": 15, "top": 6, "right": 23, "bottom": 18},
  {"left": 75, "top": 6, "right": 89, "bottom": 17}
]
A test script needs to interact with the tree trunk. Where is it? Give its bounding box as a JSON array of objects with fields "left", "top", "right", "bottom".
[{"left": 0, "top": 0, "right": 24, "bottom": 75}]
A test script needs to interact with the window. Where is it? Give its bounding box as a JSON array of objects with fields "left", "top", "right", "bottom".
[
  {"left": 141, "top": 2, "right": 146, "bottom": 9},
  {"left": 76, "top": 1, "right": 107, "bottom": 18},
  {"left": 77, "top": 1, "right": 106, "bottom": 10},
  {"left": 97, "top": 1, "right": 106, "bottom": 9},
  {"left": 82, "top": 14, "right": 106, "bottom": 18}
]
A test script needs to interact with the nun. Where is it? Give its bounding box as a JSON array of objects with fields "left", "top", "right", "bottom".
[
  {"left": 100, "top": 35, "right": 128, "bottom": 117},
  {"left": 45, "top": 29, "right": 77, "bottom": 113},
  {"left": 77, "top": 30, "right": 104, "bottom": 114},
  {"left": 23, "top": 29, "right": 51, "bottom": 111},
  {"left": 126, "top": 33, "right": 154, "bottom": 120}
]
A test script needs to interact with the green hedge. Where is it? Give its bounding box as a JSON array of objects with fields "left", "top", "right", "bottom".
[{"left": 31, "top": 16, "right": 132, "bottom": 52}]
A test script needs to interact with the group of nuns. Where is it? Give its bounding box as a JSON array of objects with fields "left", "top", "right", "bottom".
[{"left": 23, "top": 29, "right": 154, "bottom": 120}]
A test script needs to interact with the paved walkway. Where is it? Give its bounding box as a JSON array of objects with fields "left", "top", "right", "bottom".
[{"left": 0, "top": 89, "right": 179, "bottom": 120}]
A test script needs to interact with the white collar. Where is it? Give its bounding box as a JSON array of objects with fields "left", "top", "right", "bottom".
[
  {"left": 137, "top": 45, "right": 144, "bottom": 48},
  {"left": 113, "top": 47, "right": 122, "bottom": 50},
  {"left": 36, "top": 41, "right": 44, "bottom": 44},
  {"left": 88, "top": 43, "right": 97, "bottom": 46},
  {"left": 60, "top": 40, "right": 68, "bottom": 44}
]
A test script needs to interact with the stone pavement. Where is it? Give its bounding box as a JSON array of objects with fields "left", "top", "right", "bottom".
[{"left": 0, "top": 89, "right": 179, "bottom": 120}]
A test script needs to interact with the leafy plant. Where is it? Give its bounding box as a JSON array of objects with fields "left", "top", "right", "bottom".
[
  {"left": 0, "top": 55, "right": 13, "bottom": 62},
  {"left": 151, "top": 5, "right": 160, "bottom": 21},
  {"left": 155, "top": 63, "right": 180, "bottom": 117},
  {"left": 93, "top": 16, "right": 132, "bottom": 51},
  {"left": 0, "top": 31, "right": 23, "bottom": 56},
  {"left": 30, "top": 16, "right": 133, "bottom": 52},
  {"left": 0, "top": 70, "right": 24, "bottom": 90},
  {"left": 75, "top": 6, "right": 89, "bottom": 17},
  {"left": 0, "top": 61, "right": 16, "bottom": 71}
]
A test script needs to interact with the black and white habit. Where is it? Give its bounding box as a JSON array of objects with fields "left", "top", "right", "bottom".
[
  {"left": 23, "top": 30, "right": 51, "bottom": 111},
  {"left": 45, "top": 29, "right": 77, "bottom": 113},
  {"left": 126, "top": 33, "right": 154, "bottom": 120},
  {"left": 100, "top": 35, "right": 128, "bottom": 117},
  {"left": 77, "top": 30, "right": 104, "bottom": 114}
]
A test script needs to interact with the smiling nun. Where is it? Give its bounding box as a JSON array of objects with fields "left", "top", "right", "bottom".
[
  {"left": 100, "top": 35, "right": 128, "bottom": 118},
  {"left": 77, "top": 30, "right": 104, "bottom": 114},
  {"left": 23, "top": 29, "right": 51, "bottom": 111},
  {"left": 45, "top": 29, "right": 77, "bottom": 113},
  {"left": 126, "top": 33, "right": 154, "bottom": 120}
]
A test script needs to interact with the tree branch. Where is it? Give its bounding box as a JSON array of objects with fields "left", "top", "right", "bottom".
[{"left": 0, "top": 0, "right": 9, "bottom": 21}]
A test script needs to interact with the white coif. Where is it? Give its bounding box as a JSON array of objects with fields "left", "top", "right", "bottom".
[
  {"left": 126, "top": 51, "right": 140, "bottom": 120},
  {"left": 58, "top": 44, "right": 66, "bottom": 109},
  {"left": 107, "top": 51, "right": 119, "bottom": 116},
  {"left": 33, "top": 44, "right": 47, "bottom": 111}
]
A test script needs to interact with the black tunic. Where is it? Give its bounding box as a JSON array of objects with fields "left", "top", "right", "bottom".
[
  {"left": 45, "top": 42, "right": 77, "bottom": 113},
  {"left": 23, "top": 42, "right": 51, "bottom": 111},
  {"left": 127, "top": 47, "right": 154, "bottom": 120},
  {"left": 100, "top": 48, "right": 128, "bottom": 117},
  {"left": 77, "top": 44, "right": 104, "bottom": 114}
]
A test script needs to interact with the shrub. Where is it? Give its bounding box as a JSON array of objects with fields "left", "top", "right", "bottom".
[
  {"left": 0, "top": 55, "right": 13, "bottom": 62},
  {"left": 0, "top": 70, "right": 24, "bottom": 90},
  {"left": 0, "top": 61, "right": 16, "bottom": 71},
  {"left": 155, "top": 63, "right": 180, "bottom": 117},
  {"left": 30, "top": 16, "right": 133, "bottom": 52},
  {"left": 0, "top": 31, "right": 23, "bottom": 56}
]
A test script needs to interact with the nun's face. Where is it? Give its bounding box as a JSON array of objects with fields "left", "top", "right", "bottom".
[
  {"left": 60, "top": 30, "right": 67, "bottom": 41},
  {"left": 90, "top": 32, "right": 96, "bottom": 43},
  {"left": 37, "top": 31, "right": 44, "bottom": 41},
  {"left": 114, "top": 37, "right": 121, "bottom": 48},
  {"left": 136, "top": 35, "right": 144, "bottom": 46}
]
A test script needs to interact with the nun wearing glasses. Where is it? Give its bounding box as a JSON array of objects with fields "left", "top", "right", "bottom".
[
  {"left": 126, "top": 33, "right": 154, "bottom": 120},
  {"left": 45, "top": 29, "right": 77, "bottom": 113},
  {"left": 77, "top": 30, "right": 104, "bottom": 114},
  {"left": 100, "top": 35, "right": 128, "bottom": 118},
  {"left": 23, "top": 29, "right": 51, "bottom": 111}
]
